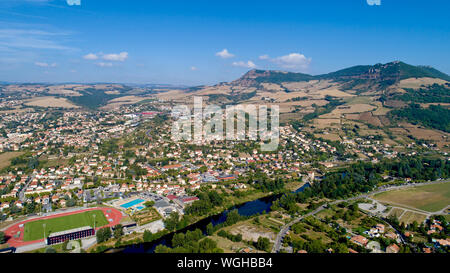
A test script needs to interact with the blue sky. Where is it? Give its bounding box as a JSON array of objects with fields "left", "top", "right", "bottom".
[{"left": 0, "top": 0, "right": 449, "bottom": 85}]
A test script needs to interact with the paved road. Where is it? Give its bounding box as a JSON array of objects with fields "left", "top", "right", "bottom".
[
  {"left": 272, "top": 179, "right": 449, "bottom": 253},
  {"left": 272, "top": 205, "right": 328, "bottom": 253},
  {"left": 18, "top": 176, "right": 32, "bottom": 202},
  {"left": 15, "top": 241, "right": 46, "bottom": 253}
]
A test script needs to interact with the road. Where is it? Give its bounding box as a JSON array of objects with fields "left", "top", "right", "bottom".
[
  {"left": 271, "top": 179, "right": 449, "bottom": 253},
  {"left": 15, "top": 241, "right": 46, "bottom": 253},
  {"left": 17, "top": 175, "right": 32, "bottom": 202}
]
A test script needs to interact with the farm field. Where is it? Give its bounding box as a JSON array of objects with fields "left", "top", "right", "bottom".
[
  {"left": 25, "top": 96, "right": 80, "bottom": 108},
  {"left": 374, "top": 182, "right": 450, "bottom": 213},
  {"left": 397, "top": 77, "right": 448, "bottom": 89},
  {"left": 101, "top": 95, "right": 154, "bottom": 109},
  {"left": 387, "top": 208, "right": 405, "bottom": 218},
  {"left": 398, "top": 211, "right": 428, "bottom": 225},
  {"left": 0, "top": 151, "right": 24, "bottom": 170},
  {"left": 23, "top": 210, "right": 108, "bottom": 241}
]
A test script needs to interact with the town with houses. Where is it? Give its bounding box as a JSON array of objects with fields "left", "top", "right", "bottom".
[
  {"left": 0, "top": 87, "right": 448, "bottom": 254},
  {"left": 0, "top": 6, "right": 448, "bottom": 273}
]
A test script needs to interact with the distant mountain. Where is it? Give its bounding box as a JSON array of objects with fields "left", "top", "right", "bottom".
[
  {"left": 230, "top": 61, "right": 450, "bottom": 88},
  {"left": 320, "top": 61, "right": 450, "bottom": 82},
  {"left": 125, "top": 83, "right": 190, "bottom": 89},
  {"left": 231, "top": 69, "right": 315, "bottom": 87},
  {"left": 416, "top": 65, "right": 450, "bottom": 81}
]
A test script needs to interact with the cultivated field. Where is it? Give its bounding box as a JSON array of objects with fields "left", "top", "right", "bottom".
[
  {"left": 47, "top": 85, "right": 83, "bottom": 96},
  {"left": 386, "top": 208, "right": 428, "bottom": 224},
  {"left": 399, "top": 211, "right": 428, "bottom": 225},
  {"left": 398, "top": 77, "right": 448, "bottom": 89},
  {"left": 387, "top": 208, "right": 404, "bottom": 218},
  {"left": 401, "top": 123, "right": 448, "bottom": 141},
  {"left": 101, "top": 95, "right": 154, "bottom": 109},
  {"left": 313, "top": 118, "right": 341, "bottom": 129},
  {"left": 374, "top": 182, "right": 450, "bottom": 213},
  {"left": 350, "top": 112, "right": 383, "bottom": 127},
  {"left": 25, "top": 96, "right": 80, "bottom": 108},
  {"left": 314, "top": 133, "right": 341, "bottom": 141},
  {"left": 0, "top": 151, "right": 24, "bottom": 169},
  {"left": 23, "top": 210, "right": 108, "bottom": 241}
]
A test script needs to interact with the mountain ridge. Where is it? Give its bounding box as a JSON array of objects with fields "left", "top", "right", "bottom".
[{"left": 229, "top": 61, "right": 450, "bottom": 88}]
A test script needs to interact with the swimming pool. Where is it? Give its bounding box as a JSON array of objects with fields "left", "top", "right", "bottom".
[
  {"left": 136, "top": 206, "right": 145, "bottom": 210},
  {"left": 120, "top": 199, "right": 145, "bottom": 209}
]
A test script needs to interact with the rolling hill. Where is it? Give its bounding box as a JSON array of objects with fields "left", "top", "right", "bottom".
[
  {"left": 155, "top": 61, "right": 449, "bottom": 145},
  {"left": 1, "top": 60, "right": 449, "bottom": 150},
  {"left": 226, "top": 61, "right": 450, "bottom": 90}
]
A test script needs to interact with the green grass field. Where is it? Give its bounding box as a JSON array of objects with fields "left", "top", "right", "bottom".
[
  {"left": 23, "top": 210, "right": 108, "bottom": 242},
  {"left": 388, "top": 208, "right": 405, "bottom": 218},
  {"left": 374, "top": 182, "right": 450, "bottom": 212},
  {"left": 398, "top": 211, "right": 428, "bottom": 225}
]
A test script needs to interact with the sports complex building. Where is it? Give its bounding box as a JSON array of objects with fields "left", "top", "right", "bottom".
[
  {"left": 4, "top": 207, "right": 124, "bottom": 248},
  {"left": 46, "top": 226, "right": 95, "bottom": 245}
]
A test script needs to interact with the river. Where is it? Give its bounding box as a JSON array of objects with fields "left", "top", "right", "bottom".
[{"left": 114, "top": 183, "right": 310, "bottom": 253}]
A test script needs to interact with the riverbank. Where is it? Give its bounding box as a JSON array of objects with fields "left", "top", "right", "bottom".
[{"left": 104, "top": 182, "right": 311, "bottom": 253}]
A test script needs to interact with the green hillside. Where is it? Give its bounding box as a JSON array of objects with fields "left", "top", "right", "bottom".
[
  {"left": 319, "top": 61, "right": 450, "bottom": 82},
  {"left": 252, "top": 70, "right": 315, "bottom": 84},
  {"left": 235, "top": 62, "right": 450, "bottom": 88}
]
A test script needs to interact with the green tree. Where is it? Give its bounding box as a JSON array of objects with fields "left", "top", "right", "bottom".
[
  {"left": 0, "top": 231, "right": 5, "bottom": 244},
  {"left": 163, "top": 212, "right": 180, "bottom": 231},
  {"left": 45, "top": 247, "right": 57, "bottom": 253},
  {"left": 62, "top": 240, "right": 69, "bottom": 252},
  {"left": 256, "top": 237, "right": 270, "bottom": 252},
  {"left": 143, "top": 230, "right": 153, "bottom": 242},
  {"left": 199, "top": 238, "right": 219, "bottom": 253},
  {"left": 113, "top": 224, "right": 123, "bottom": 239},
  {"left": 206, "top": 223, "right": 214, "bottom": 236},
  {"left": 66, "top": 198, "right": 76, "bottom": 207},
  {"left": 225, "top": 209, "right": 241, "bottom": 226},
  {"left": 154, "top": 245, "right": 171, "bottom": 253},
  {"left": 172, "top": 233, "right": 185, "bottom": 247},
  {"left": 96, "top": 227, "right": 112, "bottom": 243},
  {"left": 217, "top": 230, "right": 227, "bottom": 238}
]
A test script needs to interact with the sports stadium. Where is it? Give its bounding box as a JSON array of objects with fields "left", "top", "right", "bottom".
[{"left": 3, "top": 207, "right": 123, "bottom": 248}]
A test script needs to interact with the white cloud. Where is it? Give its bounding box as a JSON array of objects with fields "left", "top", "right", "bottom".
[
  {"left": 272, "top": 53, "right": 311, "bottom": 71},
  {"left": 215, "top": 49, "right": 234, "bottom": 59},
  {"left": 84, "top": 52, "right": 128, "bottom": 64},
  {"left": 190, "top": 66, "right": 197, "bottom": 71},
  {"left": 259, "top": 54, "right": 270, "bottom": 60},
  {"left": 66, "top": 0, "right": 81, "bottom": 6},
  {"left": 366, "top": 0, "right": 381, "bottom": 6},
  {"left": 0, "top": 28, "right": 75, "bottom": 51},
  {"left": 102, "top": 52, "right": 128, "bottom": 62},
  {"left": 232, "top": 60, "right": 257, "bottom": 69},
  {"left": 35, "top": 62, "right": 56, "bottom": 67},
  {"left": 83, "top": 53, "right": 98, "bottom": 60},
  {"left": 96, "top": 62, "right": 113, "bottom": 67}
]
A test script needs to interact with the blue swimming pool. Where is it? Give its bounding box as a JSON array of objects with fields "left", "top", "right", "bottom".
[
  {"left": 120, "top": 199, "right": 145, "bottom": 209},
  {"left": 136, "top": 206, "right": 145, "bottom": 210}
]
